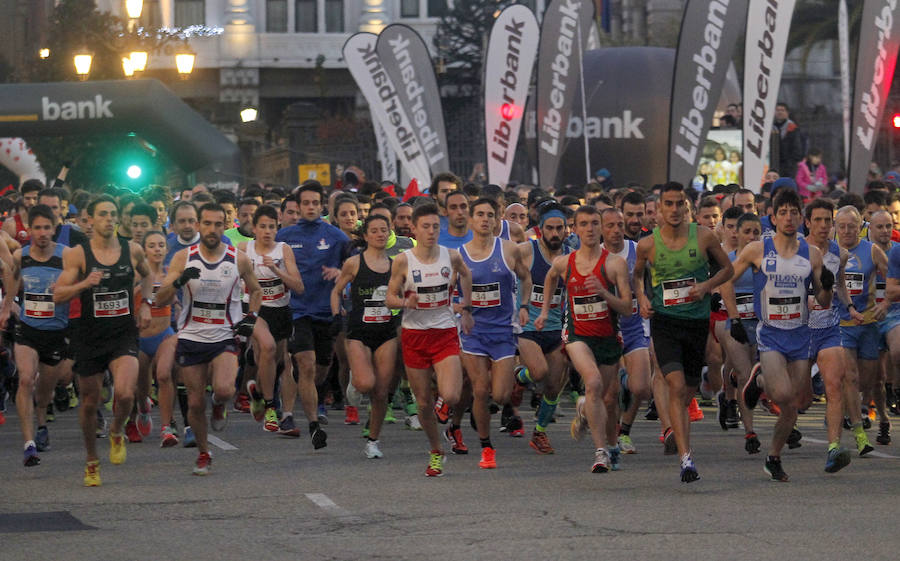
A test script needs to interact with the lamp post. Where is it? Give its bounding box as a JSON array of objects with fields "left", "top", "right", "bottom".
[
  {"left": 122, "top": 56, "right": 135, "bottom": 78},
  {"left": 175, "top": 46, "right": 195, "bottom": 79},
  {"left": 125, "top": 0, "right": 143, "bottom": 31},
  {"left": 240, "top": 106, "right": 258, "bottom": 123},
  {"left": 73, "top": 48, "right": 92, "bottom": 80},
  {"left": 130, "top": 50, "right": 149, "bottom": 73}
]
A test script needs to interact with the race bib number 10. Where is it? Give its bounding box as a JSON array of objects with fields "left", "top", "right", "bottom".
[{"left": 572, "top": 294, "right": 608, "bottom": 321}]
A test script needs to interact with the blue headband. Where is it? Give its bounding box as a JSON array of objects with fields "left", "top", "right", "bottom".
[{"left": 540, "top": 210, "right": 567, "bottom": 225}]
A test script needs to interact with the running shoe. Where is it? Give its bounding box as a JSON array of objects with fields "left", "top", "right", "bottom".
[
  {"left": 278, "top": 414, "right": 300, "bottom": 437},
  {"left": 263, "top": 408, "right": 279, "bottom": 432},
  {"left": 444, "top": 425, "right": 468, "bottom": 454},
  {"left": 246, "top": 380, "right": 265, "bottom": 422},
  {"left": 760, "top": 396, "right": 781, "bottom": 416},
  {"left": 716, "top": 391, "right": 728, "bottom": 430},
  {"left": 0, "top": 410, "right": 5, "bottom": 425},
  {"left": 570, "top": 396, "right": 588, "bottom": 441},
  {"left": 136, "top": 397, "right": 153, "bottom": 436},
  {"left": 479, "top": 447, "right": 497, "bottom": 469},
  {"left": 644, "top": 399, "right": 658, "bottom": 421},
  {"left": 743, "top": 363, "right": 763, "bottom": 410},
  {"left": 54, "top": 384, "right": 69, "bottom": 412},
  {"left": 405, "top": 413, "right": 422, "bottom": 431},
  {"left": 787, "top": 427, "right": 802, "bottom": 449},
  {"left": 183, "top": 426, "right": 197, "bottom": 448},
  {"left": 680, "top": 453, "right": 699, "bottom": 483},
  {"left": 618, "top": 434, "right": 636, "bottom": 454},
  {"left": 856, "top": 431, "right": 874, "bottom": 456},
  {"left": 23, "top": 443, "right": 40, "bottom": 467},
  {"left": 211, "top": 401, "right": 228, "bottom": 431},
  {"left": 529, "top": 431, "right": 554, "bottom": 454},
  {"left": 688, "top": 397, "right": 704, "bottom": 422},
  {"left": 344, "top": 405, "right": 360, "bottom": 425},
  {"left": 311, "top": 426, "right": 328, "bottom": 449},
  {"left": 35, "top": 426, "right": 50, "bottom": 452},
  {"left": 384, "top": 406, "right": 397, "bottom": 424},
  {"left": 109, "top": 432, "right": 127, "bottom": 465},
  {"left": 125, "top": 420, "right": 142, "bottom": 443},
  {"left": 507, "top": 415, "right": 524, "bottom": 437},
  {"left": 46, "top": 403, "right": 54, "bottom": 423},
  {"left": 83, "top": 460, "right": 101, "bottom": 487},
  {"left": 160, "top": 425, "right": 179, "bottom": 448},
  {"left": 425, "top": 450, "right": 445, "bottom": 477},
  {"left": 317, "top": 403, "right": 329, "bottom": 425},
  {"left": 663, "top": 427, "right": 677, "bottom": 455},
  {"left": 193, "top": 452, "right": 212, "bottom": 476},
  {"left": 592, "top": 448, "right": 610, "bottom": 473},
  {"left": 609, "top": 446, "right": 621, "bottom": 471},
  {"left": 233, "top": 392, "right": 250, "bottom": 413},
  {"left": 862, "top": 415, "right": 872, "bottom": 430},
  {"left": 434, "top": 397, "right": 450, "bottom": 424},
  {"left": 764, "top": 455, "right": 789, "bottom": 482},
  {"left": 726, "top": 400, "right": 740, "bottom": 428},
  {"left": 876, "top": 421, "right": 891, "bottom": 445},
  {"left": 364, "top": 439, "right": 383, "bottom": 459},
  {"left": 499, "top": 403, "right": 513, "bottom": 431},
  {"left": 745, "top": 432, "right": 761, "bottom": 454},
  {"left": 824, "top": 446, "right": 851, "bottom": 473}
]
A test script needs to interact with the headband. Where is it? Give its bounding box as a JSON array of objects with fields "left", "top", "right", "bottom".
[{"left": 540, "top": 209, "right": 567, "bottom": 225}]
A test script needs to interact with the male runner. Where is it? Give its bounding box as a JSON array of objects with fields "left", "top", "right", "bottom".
[
  {"left": 3, "top": 179, "right": 41, "bottom": 244},
  {"left": 866, "top": 210, "right": 894, "bottom": 444},
  {"left": 54, "top": 195, "right": 154, "bottom": 487},
  {"left": 438, "top": 191, "right": 473, "bottom": 248},
  {"left": 225, "top": 197, "right": 260, "bottom": 245},
  {"left": 633, "top": 182, "right": 733, "bottom": 482},
  {"left": 157, "top": 203, "right": 263, "bottom": 474}
]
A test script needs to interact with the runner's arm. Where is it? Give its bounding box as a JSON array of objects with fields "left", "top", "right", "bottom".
[
  {"left": 237, "top": 251, "right": 262, "bottom": 315},
  {"left": 450, "top": 249, "right": 472, "bottom": 309},
  {"left": 276, "top": 244, "right": 304, "bottom": 294},
  {"left": 0, "top": 250, "right": 20, "bottom": 327},
  {"left": 809, "top": 245, "right": 833, "bottom": 309},
  {"left": 155, "top": 249, "right": 188, "bottom": 306},
  {"left": 603, "top": 254, "right": 633, "bottom": 316},
  {"left": 0, "top": 234, "right": 14, "bottom": 271},
  {"left": 385, "top": 253, "right": 409, "bottom": 310},
  {"left": 53, "top": 245, "right": 92, "bottom": 303},
  {"left": 535, "top": 254, "right": 566, "bottom": 329},
  {"left": 508, "top": 221, "right": 526, "bottom": 243},
  {"left": 330, "top": 256, "right": 358, "bottom": 316},
  {"left": 698, "top": 227, "right": 734, "bottom": 295},
  {"left": 633, "top": 235, "right": 653, "bottom": 318},
  {"left": 130, "top": 242, "right": 155, "bottom": 313},
  {"left": 509, "top": 240, "right": 532, "bottom": 326}
]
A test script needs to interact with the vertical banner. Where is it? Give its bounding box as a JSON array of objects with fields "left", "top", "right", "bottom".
[
  {"left": 372, "top": 114, "right": 398, "bottom": 183},
  {"left": 848, "top": 0, "right": 900, "bottom": 193},
  {"left": 667, "top": 0, "right": 749, "bottom": 186},
  {"left": 343, "top": 32, "right": 432, "bottom": 186},
  {"left": 376, "top": 24, "right": 450, "bottom": 175},
  {"left": 536, "top": 0, "right": 596, "bottom": 188},
  {"left": 742, "top": 0, "right": 796, "bottom": 192},
  {"left": 483, "top": 4, "right": 539, "bottom": 187},
  {"left": 839, "top": 0, "right": 851, "bottom": 167}
]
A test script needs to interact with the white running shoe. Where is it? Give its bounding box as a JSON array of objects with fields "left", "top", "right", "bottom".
[
  {"left": 364, "top": 439, "right": 384, "bottom": 459},
  {"left": 405, "top": 414, "right": 423, "bottom": 431}
]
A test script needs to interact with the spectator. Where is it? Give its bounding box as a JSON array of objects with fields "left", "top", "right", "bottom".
[
  {"left": 795, "top": 147, "right": 828, "bottom": 200},
  {"left": 773, "top": 102, "right": 805, "bottom": 179}
]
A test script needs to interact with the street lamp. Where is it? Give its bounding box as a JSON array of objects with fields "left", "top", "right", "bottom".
[
  {"left": 125, "top": 0, "right": 144, "bottom": 19},
  {"left": 39, "top": 48, "right": 50, "bottom": 59},
  {"left": 240, "top": 106, "right": 258, "bottom": 123},
  {"left": 175, "top": 49, "right": 195, "bottom": 79},
  {"left": 130, "top": 50, "right": 149, "bottom": 73},
  {"left": 73, "top": 48, "right": 92, "bottom": 80},
  {"left": 122, "top": 56, "right": 135, "bottom": 77}
]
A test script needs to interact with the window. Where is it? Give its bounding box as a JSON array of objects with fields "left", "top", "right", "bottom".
[
  {"left": 267, "top": 0, "right": 288, "bottom": 32},
  {"left": 325, "top": 0, "right": 343, "bottom": 32},
  {"left": 296, "top": 0, "right": 318, "bottom": 32},
  {"left": 138, "top": 0, "right": 162, "bottom": 29},
  {"left": 400, "top": 0, "right": 419, "bottom": 17},
  {"left": 174, "top": 0, "right": 205, "bottom": 26},
  {"left": 427, "top": 0, "right": 449, "bottom": 18}
]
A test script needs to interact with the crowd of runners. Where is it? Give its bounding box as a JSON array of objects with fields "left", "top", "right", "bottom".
[{"left": 2, "top": 171, "right": 899, "bottom": 486}]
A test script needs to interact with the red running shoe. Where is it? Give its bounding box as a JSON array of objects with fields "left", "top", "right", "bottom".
[
  {"left": 125, "top": 420, "right": 142, "bottom": 443},
  {"left": 444, "top": 425, "right": 468, "bottom": 454},
  {"left": 344, "top": 405, "right": 360, "bottom": 425},
  {"left": 434, "top": 397, "right": 450, "bottom": 424}
]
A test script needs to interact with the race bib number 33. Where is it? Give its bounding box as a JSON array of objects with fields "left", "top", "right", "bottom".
[{"left": 415, "top": 284, "right": 449, "bottom": 309}]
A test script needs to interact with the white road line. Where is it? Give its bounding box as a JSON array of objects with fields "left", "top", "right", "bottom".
[
  {"left": 207, "top": 435, "right": 238, "bottom": 450},
  {"left": 803, "top": 437, "right": 899, "bottom": 459},
  {"left": 305, "top": 493, "right": 360, "bottom": 522}
]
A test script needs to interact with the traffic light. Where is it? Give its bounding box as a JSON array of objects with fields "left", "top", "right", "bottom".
[
  {"left": 126, "top": 165, "right": 142, "bottom": 179},
  {"left": 893, "top": 113, "right": 900, "bottom": 129}
]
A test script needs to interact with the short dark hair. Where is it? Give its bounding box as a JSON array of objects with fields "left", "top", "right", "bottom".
[
  {"left": 141, "top": 230, "right": 167, "bottom": 248},
  {"left": 736, "top": 212, "right": 761, "bottom": 231},
  {"left": 88, "top": 195, "right": 118, "bottom": 216},
  {"left": 238, "top": 197, "right": 261, "bottom": 210},
  {"left": 589, "top": 193, "right": 614, "bottom": 207},
  {"left": 722, "top": 206, "right": 744, "bottom": 221},
  {"left": 20, "top": 179, "right": 44, "bottom": 195},
  {"left": 370, "top": 201, "right": 394, "bottom": 219},
  {"left": 242, "top": 185, "right": 265, "bottom": 200},
  {"left": 805, "top": 197, "right": 835, "bottom": 221},
  {"left": 213, "top": 189, "right": 238, "bottom": 207},
  {"left": 864, "top": 190, "right": 888, "bottom": 207},
  {"left": 699, "top": 196, "right": 720, "bottom": 210},
  {"left": 574, "top": 205, "right": 599, "bottom": 222},
  {"left": 469, "top": 197, "right": 500, "bottom": 217},
  {"left": 252, "top": 204, "right": 279, "bottom": 225},
  {"left": 28, "top": 204, "right": 56, "bottom": 226},
  {"left": 412, "top": 203, "right": 440, "bottom": 224},
  {"left": 430, "top": 172, "right": 462, "bottom": 196},
  {"left": 297, "top": 181, "right": 324, "bottom": 204},
  {"left": 198, "top": 202, "right": 226, "bottom": 222},
  {"left": 130, "top": 203, "right": 157, "bottom": 224},
  {"left": 837, "top": 192, "right": 865, "bottom": 213},
  {"left": 661, "top": 181, "right": 685, "bottom": 194},
  {"left": 280, "top": 194, "right": 299, "bottom": 212},
  {"left": 170, "top": 200, "right": 197, "bottom": 223},
  {"left": 481, "top": 184, "right": 504, "bottom": 203},
  {"left": 444, "top": 191, "right": 468, "bottom": 207},
  {"left": 619, "top": 191, "right": 645, "bottom": 209},
  {"left": 462, "top": 183, "right": 481, "bottom": 199},
  {"left": 772, "top": 188, "right": 802, "bottom": 214}
]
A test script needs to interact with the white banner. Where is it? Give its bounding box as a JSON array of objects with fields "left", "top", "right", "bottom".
[
  {"left": 343, "top": 33, "right": 432, "bottom": 186},
  {"left": 839, "top": 0, "right": 850, "bottom": 167},
  {"left": 372, "top": 112, "right": 397, "bottom": 183},
  {"left": 484, "top": 4, "right": 539, "bottom": 187},
  {"left": 742, "top": 0, "right": 796, "bottom": 191}
]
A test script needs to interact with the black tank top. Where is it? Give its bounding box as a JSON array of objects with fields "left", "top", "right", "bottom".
[
  {"left": 77, "top": 238, "right": 137, "bottom": 342},
  {"left": 348, "top": 253, "right": 396, "bottom": 332}
]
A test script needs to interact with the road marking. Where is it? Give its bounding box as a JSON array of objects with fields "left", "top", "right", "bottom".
[
  {"left": 305, "top": 493, "right": 360, "bottom": 522},
  {"left": 207, "top": 435, "right": 238, "bottom": 450},
  {"left": 803, "top": 437, "right": 899, "bottom": 459}
]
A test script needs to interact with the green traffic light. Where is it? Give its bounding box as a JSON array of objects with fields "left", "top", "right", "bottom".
[{"left": 126, "top": 165, "right": 142, "bottom": 179}]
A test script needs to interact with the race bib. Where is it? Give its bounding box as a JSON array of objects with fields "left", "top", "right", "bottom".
[
  {"left": 845, "top": 272, "right": 864, "bottom": 296},
  {"left": 631, "top": 298, "right": 639, "bottom": 315},
  {"left": 530, "top": 285, "right": 562, "bottom": 308},
  {"left": 93, "top": 290, "right": 129, "bottom": 317},
  {"left": 363, "top": 299, "right": 391, "bottom": 323},
  {"left": 736, "top": 294, "right": 755, "bottom": 319},
  {"left": 472, "top": 282, "right": 501, "bottom": 308},
  {"left": 767, "top": 296, "right": 801, "bottom": 320},
  {"left": 24, "top": 292, "right": 54, "bottom": 318},
  {"left": 259, "top": 278, "right": 285, "bottom": 302},
  {"left": 662, "top": 277, "right": 696, "bottom": 307},
  {"left": 572, "top": 294, "right": 608, "bottom": 321},
  {"left": 876, "top": 280, "right": 886, "bottom": 304},
  {"left": 415, "top": 284, "right": 449, "bottom": 309},
  {"left": 191, "top": 301, "right": 227, "bottom": 324}
]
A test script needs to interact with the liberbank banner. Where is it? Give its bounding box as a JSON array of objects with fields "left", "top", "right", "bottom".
[
  {"left": 484, "top": 4, "right": 539, "bottom": 186},
  {"left": 343, "top": 32, "right": 432, "bottom": 185},
  {"left": 536, "top": 0, "right": 595, "bottom": 188},
  {"left": 668, "top": 0, "right": 748, "bottom": 185},
  {"left": 742, "top": 0, "right": 796, "bottom": 191},
  {"left": 848, "top": 0, "right": 900, "bottom": 194}
]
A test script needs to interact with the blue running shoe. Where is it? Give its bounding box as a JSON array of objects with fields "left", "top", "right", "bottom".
[
  {"left": 35, "top": 426, "right": 50, "bottom": 451},
  {"left": 23, "top": 443, "right": 40, "bottom": 467},
  {"left": 317, "top": 403, "right": 329, "bottom": 425},
  {"left": 609, "top": 446, "right": 621, "bottom": 471},
  {"left": 824, "top": 446, "right": 851, "bottom": 473},
  {"left": 183, "top": 426, "right": 197, "bottom": 448},
  {"left": 680, "top": 453, "right": 700, "bottom": 483}
]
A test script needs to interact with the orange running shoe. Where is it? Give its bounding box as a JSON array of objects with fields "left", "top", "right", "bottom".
[
  {"left": 529, "top": 431, "right": 555, "bottom": 454},
  {"left": 479, "top": 446, "right": 497, "bottom": 469}
]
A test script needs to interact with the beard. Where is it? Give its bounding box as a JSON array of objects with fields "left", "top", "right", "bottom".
[
  {"left": 544, "top": 237, "right": 563, "bottom": 250},
  {"left": 201, "top": 235, "right": 220, "bottom": 249}
]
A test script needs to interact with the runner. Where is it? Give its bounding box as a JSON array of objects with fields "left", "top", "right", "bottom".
[
  {"left": 3, "top": 179, "right": 40, "bottom": 245},
  {"left": 157, "top": 202, "right": 263, "bottom": 475},
  {"left": 53, "top": 195, "right": 154, "bottom": 487},
  {"left": 385, "top": 203, "right": 474, "bottom": 476},
  {"left": 331, "top": 214, "right": 399, "bottom": 458},
  {"left": 866, "top": 210, "right": 894, "bottom": 444},
  {"left": 727, "top": 189, "right": 834, "bottom": 481},
  {"left": 633, "top": 182, "right": 733, "bottom": 483},
  {"left": 536, "top": 206, "right": 634, "bottom": 473},
  {"left": 1, "top": 205, "right": 69, "bottom": 466}
]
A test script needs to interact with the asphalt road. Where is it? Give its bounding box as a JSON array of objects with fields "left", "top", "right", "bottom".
[{"left": 1, "top": 396, "right": 898, "bottom": 561}]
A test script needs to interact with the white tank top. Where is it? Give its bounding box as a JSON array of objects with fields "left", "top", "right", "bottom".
[
  {"left": 245, "top": 240, "right": 290, "bottom": 308},
  {"left": 178, "top": 244, "right": 244, "bottom": 343},
  {"left": 401, "top": 246, "right": 457, "bottom": 330}
]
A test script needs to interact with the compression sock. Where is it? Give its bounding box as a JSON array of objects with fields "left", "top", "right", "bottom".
[
  {"left": 535, "top": 395, "right": 560, "bottom": 432},
  {"left": 480, "top": 438, "right": 493, "bottom": 449},
  {"left": 516, "top": 367, "right": 534, "bottom": 385},
  {"left": 852, "top": 423, "right": 865, "bottom": 438},
  {"left": 177, "top": 385, "right": 189, "bottom": 426},
  {"left": 619, "top": 422, "right": 632, "bottom": 436}
]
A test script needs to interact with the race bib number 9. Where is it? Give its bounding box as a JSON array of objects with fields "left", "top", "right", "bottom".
[
  {"left": 24, "top": 292, "right": 54, "bottom": 318},
  {"left": 767, "top": 296, "right": 801, "bottom": 320},
  {"left": 472, "top": 282, "right": 501, "bottom": 308},
  {"left": 530, "top": 285, "right": 562, "bottom": 308},
  {"left": 845, "top": 272, "right": 864, "bottom": 296},
  {"left": 259, "top": 278, "right": 285, "bottom": 302},
  {"left": 662, "top": 277, "right": 695, "bottom": 307},
  {"left": 93, "top": 290, "right": 129, "bottom": 317},
  {"left": 191, "top": 301, "right": 227, "bottom": 324},
  {"left": 416, "top": 284, "right": 449, "bottom": 309},
  {"left": 572, "top": 294, "right": 608, "bottom": 321},
  {"left": 736, "top": 294, "right": 755, "bottom": 319}
]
